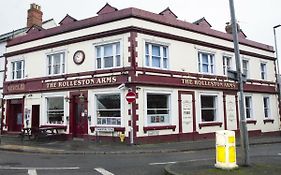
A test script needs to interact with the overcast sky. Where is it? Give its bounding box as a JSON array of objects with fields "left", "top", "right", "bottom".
[{"left": 1, "top": 0, "right": 281, "bottom": 48}]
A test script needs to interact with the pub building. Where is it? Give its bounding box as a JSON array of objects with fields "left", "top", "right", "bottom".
[{"left": 2, "top": 4, "right": 280, "bottom": 143}]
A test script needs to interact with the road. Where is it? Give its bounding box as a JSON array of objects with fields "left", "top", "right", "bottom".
[{"left": 0, "top": 143, "right": 280, "bottom": 175}]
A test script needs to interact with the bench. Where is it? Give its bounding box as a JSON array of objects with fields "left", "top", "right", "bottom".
[{"left": 21, "top": 126, "right": 67, "bottom": 140}]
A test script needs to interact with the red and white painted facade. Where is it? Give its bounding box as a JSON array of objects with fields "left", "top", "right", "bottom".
[{"left": 2, "top": 4, "right": 280, "bottom": 143}]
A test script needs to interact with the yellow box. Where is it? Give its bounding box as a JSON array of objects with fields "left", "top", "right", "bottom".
[{"left": 217, "top": 145, "right": 226, "bottom": 163}]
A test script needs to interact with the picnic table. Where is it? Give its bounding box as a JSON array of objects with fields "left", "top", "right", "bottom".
[{"left": 21, "top": 126, "right": 67, "bottom": 140}]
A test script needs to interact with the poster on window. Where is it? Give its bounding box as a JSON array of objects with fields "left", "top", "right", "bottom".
[
  {"left": 17, "top": 113, "right": 22, "bottom": 125},
  {"left": 181, "top": 94, "right": 193, "bottom": 133}
]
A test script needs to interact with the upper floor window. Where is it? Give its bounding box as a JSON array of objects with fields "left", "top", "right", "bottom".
[
  {"left": 96, "top": 42, "right": 120, "bottom": 69},
  {"left": 245, "top": 96, "right": 252, "bottom": 119},
  {"left": 260, "top": 63, "right": 267, "bottom": 80},
  {"left": 11, "top": 60, "right": 25, "bottom": 80},
  {"left": 223, "top": 56, "right": 232, "bottom": 75},
  {"left": 242, "top": 60, "right": 249, "bottom": 79},
  {"left": 145, "top": 43, "right": 168, "bottom": 69},
  {"left": 146, "top": 93, "right": 170, "bottom": 125},
  {"left": 200, "top": 95, "right": 218, "bottom": 122},
  {"left": 47, "top": 52, "right": 65, "bottom": 75},
  {"left": 263, "top": 97, "right": 270, "bottom": 118},
  {"left": 198, "top": 52, "right": 214, "bottom": 74}
]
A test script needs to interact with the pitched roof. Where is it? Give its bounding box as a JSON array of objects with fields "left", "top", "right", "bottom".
[
  {"left": 59, "top": 14, "right": 77, "bottom": 25},
  {"left": 193, "top": 17, "right": 212, "bottom": 28},
  {"left": 0, "top": 27, "right": 28, "bottom": 42},
  {"left": 7, "top": 6, "right": 273, "bottom": 52},
  {"left": 159, "top": 7, "right": 177, "bottom": 19},
  {"left": 97, "top": 3, "right": 118, "bottom": 15}
]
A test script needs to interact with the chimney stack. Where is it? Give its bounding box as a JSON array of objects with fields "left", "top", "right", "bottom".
[{"left": 27, "top": 3, "right": 43, "bottom": 28}]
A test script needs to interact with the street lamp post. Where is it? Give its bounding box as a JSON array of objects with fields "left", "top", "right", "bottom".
[
  {"left": 228, "top": 0, "right": 250, "bottom": 166},
  {"left": 273, "top": 25, "right": 281, "bottom": 104}
]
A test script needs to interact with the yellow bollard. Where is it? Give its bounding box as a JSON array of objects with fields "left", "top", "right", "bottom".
[
  {"left": 215, "top": 130, "right": 238, "bottom": 169},
  {"left": 119, "top": 132, "right": 125, "bottom": 142}
]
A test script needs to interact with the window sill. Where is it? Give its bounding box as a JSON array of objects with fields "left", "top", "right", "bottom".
[
  {"left": 246, "top": 120, "right": 257, "bottom": 125},
  {"left": 199, "top": 122, "right": 222, "bottom": 129},
  {"left": 263, "top": 119, "right": 274, "bottom": 124},
  {"left": 90, "top": 126, "right": 125, "bottom": 132},
  {"left": 143, "top": 125, "right": 176, "bottom": 133},
  {"left": 40, "top": 125, "right": 67, "bottom": 131}
]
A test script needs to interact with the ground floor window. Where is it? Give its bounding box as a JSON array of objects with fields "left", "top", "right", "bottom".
[
  {"left": 263, "top": 97, "right": 270, "bottom": 118},
  {"left": 245, "top": 96, "right": 253, "bottom": 119},
  {"left": 146, "top": 93, "right": 170, "bottom": 125},
  {"left": 200, "top": 95, "right": 217, "bottom": 122},
  {"left": 46, "top": 97, "right": 64, "bottom": 124},
  {"left": 96, "top": 94, "right": 121, "bottom": 126}
]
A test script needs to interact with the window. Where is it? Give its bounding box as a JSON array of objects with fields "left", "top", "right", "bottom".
[
  {"left": 263, "top": 97, "right": 270, "bottom": 118},
  {"left": 47, "top": 52, "right": 65, "bottom": 75},
  {"left": 245, "top": 96, "right": 252, "bottom": 119},
  {"left": 198, "top": 52, "right": 215, "bottom": 74},
  {"left": 223, "top": 56, "right": 232, "bottom": 75},
  {"left": 260, "top": 63, "right": 267, "bottom": 80},
  {"left": 145, "top": 43, "right": 168, "bottom": 69},
  {"left": 46, "top": 97, "right": 64, "bottom": 124},
  {"left": 200, "top": 95, "right": 217, "bottom": 122},
  {"left": 147, "top": 94, "right": 170, "bottom": 125},
  {"left": 242, "top": 60, "right": 249, "bottom": 78},
  {"left": 96, "top": 94, "right": 121, "bottom": 126},
  {"left": 96, "top": 42, "right": 120, "bottom": 69},
  {"left": 11, "top": 60, "right": 25, "bottom": 80}
]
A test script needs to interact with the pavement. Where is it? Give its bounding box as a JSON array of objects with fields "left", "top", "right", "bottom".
[{"left": 0, "top": 134, "right": 280, "bottom": 155}]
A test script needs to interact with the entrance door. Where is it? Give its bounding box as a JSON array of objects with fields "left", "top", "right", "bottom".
[
  {"left": 8, "top": 100, "right": 23, "bottom": 132},
  {"left": 32, "top": 105, "right": 40, "bottom": 133},
  {"left": 70, "top": 93, "right": 88, "bottom": 137}
]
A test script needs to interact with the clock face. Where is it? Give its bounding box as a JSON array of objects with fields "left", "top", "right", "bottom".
[{"left": 73, "top": 50, "right": 85, "bottom": 65}]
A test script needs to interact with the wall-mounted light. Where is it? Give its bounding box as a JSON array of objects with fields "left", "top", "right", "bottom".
[
  {"left": 65, "top": 96, "right": 71, "bottom": 103},
  {"left": 79, "top": 93, "right": 85, "bottom": 103}
]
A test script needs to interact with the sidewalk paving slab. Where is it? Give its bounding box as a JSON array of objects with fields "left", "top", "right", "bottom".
[{"left": 0, "top": 135, "right": 280, "bottom": 155}]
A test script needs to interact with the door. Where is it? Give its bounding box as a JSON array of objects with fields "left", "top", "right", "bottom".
[
  {"left": 179, "top": 92, "right": 194, "bottom": 133},
  {"left": 31, "top": 105, "right": 40, "bottom": 133},
  {"left": 8, "top": 100, "right": 23, "bottom": 132},
  {"left": 70, "top": 93, "right": 88, "bottom": 137}
]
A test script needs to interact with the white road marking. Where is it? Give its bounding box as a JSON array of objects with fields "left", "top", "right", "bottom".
[
  {"left": 278, "top": 153, "right": 281, "bottom": 156},
  {"left": 28, "top": 169, "right": 37, "bottom": 175},
  {"left": 149, "top": 158, "right": 214, "bottom": 165},
  {"left": 95, "top": 167, "right": 115, "bottom": 175},
  {"left": 0, "top": 166, "right": 79, "bottom": 170}
]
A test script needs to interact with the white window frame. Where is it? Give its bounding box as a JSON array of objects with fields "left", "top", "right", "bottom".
[
  {"left": 11, "top": 60, "right": 25, "bottom": 80},
  {"left": 242, "top": 59, "right": 249, "bottom": 79},
  {"left": 93, "top": 92, "right": 123, "bottom": 127},
  {"left": 144, "top": 42, "right": 169, "bottom": 69},
  {"left": 46, "top": 51, "right": 66, "bottom": 76},
  {"left": 95, "top": 42, "right": 121, "bottom": 70},
  {"left": 144, "top": 90, "right": 171, "bottom": 126},
  {"left": 245, "top": 96, "right": 253, "bottom": 119},
  {"left": 198, "top": 52, "right": 215, "bottom": 74},
  {"left": 223, "top": 55, "right": 232, "bottom": 76},
  {"left": 199, "top": 94, "right": 219, "bottom": 123},
  {"left": 260, "top": 62, "right": 267, "bottom": 80},
  {"left": 263, "top": 96, "right": 270, "bottom": 118},
  {"left": 42, "top": 93, "right": 68, "bottom": 126}
]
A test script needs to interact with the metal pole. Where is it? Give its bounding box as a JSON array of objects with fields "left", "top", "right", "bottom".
[
  {"left": 228, "top": 0, "right": 250, "bottom": 166},
  {"left": 273, "top": 25, "right": 281, "bottom": 103},
  {"left": 130, "top": 102, "right": 134, "bottom": 145}
]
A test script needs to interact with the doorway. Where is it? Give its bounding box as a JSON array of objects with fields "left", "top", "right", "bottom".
[
  {"left": 70, "top": 92, "right": 88, "bottom": 137},
  {"left": 32, "top": 105, "right": 40, "bottom": 133},
  {"left": 7, "top": 99, "right": 23, "bottom": 132}
]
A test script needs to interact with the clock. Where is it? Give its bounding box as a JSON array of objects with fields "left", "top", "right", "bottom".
[{"left": 73, "top": 50, "right": 85, "bottom": 65}]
